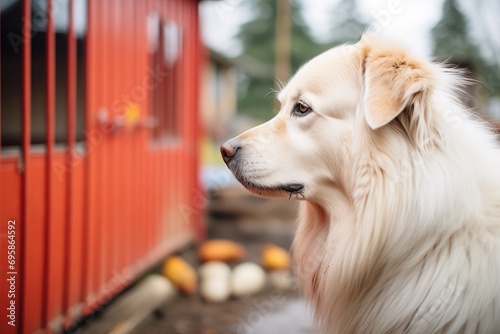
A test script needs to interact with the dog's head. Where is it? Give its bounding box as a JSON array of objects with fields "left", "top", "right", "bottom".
[{"left": 221, "top": 37, "right": 437, "bottom": 203}]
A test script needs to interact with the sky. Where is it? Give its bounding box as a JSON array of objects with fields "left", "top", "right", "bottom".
[{"left": 199, "top": 0, "right": 446, "bottom": 59}]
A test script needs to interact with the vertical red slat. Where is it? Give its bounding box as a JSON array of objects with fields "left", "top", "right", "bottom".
[
  {"left": 63, "top": 0, "right": 77, "bottom": 325},
  {"left": 0, "top": 1, "right": 20, "bottom": 334},
  {"left": 127, "top": 0, "right": 137, "bottom": 271},
  {"left": 194, "top": 1, "right": 206, "bottom": 240},
  {"left": 150, "top": 0, "right": 157, "bottom": 257},
  {"left": 174, "top": 0, "right": 183, "bottom": 240},
  {"left": 186, "top": 0, "right": 192, "bottom": 237},
  {"left": 181, "top": 0, "right": 189, "bottom": 239},
  {"left": 129, "top": 0, "right": 138, "bottom": 269},
  {"left": 149, "top": 0, "right": 154, "bottom": 257},
  {"left": 163, "top": 0, "right": 171, "bottom": 249},
  {"left": 160, "top": 0, "right": 167, "bottom": 252},
  {"left": 0, "top": 0, "right": 2, "bottom": 152},
  {"left": 114, "top": 0, "right": 124, "bottom": 275},
  {"left": 143, "top": 0, "right": 150, "bottom": 265},
  {"left": 88, "top": 0, "right": 101, "bottom": 307},
  {"left": 20, "top": 0, "right": 31, "bottom": 332},
  {"left": 106, "top": 0, "right": 114, "bottom": 289},
  {"left": 111, "top": 0, "right": 120, "bottom": 285},
  {"left": 157, "top": 0, "right": 166, "bottom": 257},
  {"left": 43, "top": 0, "right": 56, "bottom": 327},
  {"left": 105, "top": 0, "right": 115, "bottom": 290},
  {"left": 83, "top": 0, "right": 97, "bottom": 312},
  {"left": 100, "top": 0, "right": 110, "bottom": 299},
  {"left": 94, "top": 0, "right": 105, "bottom": 306},
  {"left": 90, "top": 0, "right": 105, "bottom": 307},
  {"left": 189, "top": 0, "right": 196, "bottom": 238},
  {"left": 135, "top": 0, "right": 142, "bottom": 269},
  {"left": 122, "top": 0, "right": 133, "bottom": 276}
]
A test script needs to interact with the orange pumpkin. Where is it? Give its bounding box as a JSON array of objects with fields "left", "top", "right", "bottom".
[
  {"left": 197, "top": 239, "right": 246, "bottom": 263},
  {"left": 162, "top": 256, "right": 197, "bottom": 295}
]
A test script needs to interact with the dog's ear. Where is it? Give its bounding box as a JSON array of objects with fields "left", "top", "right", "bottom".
[{"left": 361, "top": 41, "right": 433, "bottom": 130}]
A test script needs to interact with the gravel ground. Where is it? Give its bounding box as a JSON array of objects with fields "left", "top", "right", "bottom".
[{"left": 131, "top": 186, "right": 315, "bottom": 334}]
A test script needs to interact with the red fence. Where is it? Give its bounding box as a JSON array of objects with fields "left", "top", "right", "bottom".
[{"left": 0, "top": 0, "right": 205, "bottom": 332}]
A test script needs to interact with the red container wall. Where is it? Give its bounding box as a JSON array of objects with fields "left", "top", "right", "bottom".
[{"left": 0, "top": 0, "right": 205, "bottom": 333}]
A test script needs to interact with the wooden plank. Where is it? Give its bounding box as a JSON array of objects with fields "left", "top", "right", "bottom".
[{"left": 80, "top": 275, "right": 176, "bottom": 334}]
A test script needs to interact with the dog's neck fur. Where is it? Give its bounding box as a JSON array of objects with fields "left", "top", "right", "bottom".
[{"left": 292, "top": 93, "right": 500, "bottom": 333}]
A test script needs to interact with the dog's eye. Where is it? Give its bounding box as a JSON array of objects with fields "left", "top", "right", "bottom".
[{"left": 293, "top": 101, "right": 312, "bottom": 116}]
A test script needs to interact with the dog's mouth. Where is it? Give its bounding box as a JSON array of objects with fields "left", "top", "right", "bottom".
[
  {"left": 281, "top": 183, "right": 305, "bottom": 194},
  {"left": 225, "top": 158, "right": 305, "bottom": 199},
  {"left": 231, "top": 170, "right": 304, "bottom": 199},
  {"left": 243, "top": 180, "right": 305, "bottom": 199}
]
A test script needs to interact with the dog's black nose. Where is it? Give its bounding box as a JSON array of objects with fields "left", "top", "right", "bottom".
[{"left": 220, "top": 140, "right": 240, "bottom": 164}]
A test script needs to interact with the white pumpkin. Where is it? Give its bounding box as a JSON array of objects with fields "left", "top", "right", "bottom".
[
  {"left": 199, "top": 261, "right": 231, "bottom": 303},
  {"left": 231, "top": 262, "right": 266, "bottom": 297}
]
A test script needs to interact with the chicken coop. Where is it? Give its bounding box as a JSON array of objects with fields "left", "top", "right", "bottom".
[{"left": 0, "top": 0, "right": 205, "bottom": 333}]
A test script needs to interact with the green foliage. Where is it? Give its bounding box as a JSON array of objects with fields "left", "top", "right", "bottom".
[
  {"left": 327, "top": 0, "right": 367, "bottom": 45},
  {"left": 236, "top": 0, "right": 332, "bottom": 121},
  {"left": 235, "top": 0, "right": 369, "bottom": 121},
  {"left": 432, "top": 0, "right": 479, "bottom": 63},
  {"left": 432, "top": 0, "right": 500, "bottom": 97}
]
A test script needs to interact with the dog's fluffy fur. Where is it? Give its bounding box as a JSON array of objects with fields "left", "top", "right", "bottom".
[{"left": 222, "top": 37, "right": 500, "bottom": 333}]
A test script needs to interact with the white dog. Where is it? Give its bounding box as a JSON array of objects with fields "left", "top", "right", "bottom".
[{"left": 221, "top": 37, "right": 500, "bottom": 333}]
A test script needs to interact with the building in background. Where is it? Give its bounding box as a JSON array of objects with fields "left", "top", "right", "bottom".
[{"left": 0, "top": 1, "right": 204, "bottom": 333}]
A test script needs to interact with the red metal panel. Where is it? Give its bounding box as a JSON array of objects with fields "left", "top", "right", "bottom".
[
  {"left": 191, "top": 0, "right": 206, "bottom": 241},
  {"left": 23, "top": 154, "right": 47, "bottom": 334},
  {"left": 104, "top": 0, "right": 114, "bottom": 292},
  {"left": 113, "top": 0, "right": 124, "bottom": 274},
  {"left": 128, "top": 0, "right": 140, "bottom": 270},
  {"left": 43, "top": 0, "right": 57, "bottom": 326},
  {"left": 106, "top": 0, "right": 116, "bottom": 289},
  {"left": 154, "top": 0, "right": 161, "bottom": 255},
  {"left": 134, "top": 0, "right": 145, "bottom": 272},
  {"left": 176, "top": 0, "right": 186, "bottom": 240},
  {"left": 139, "top": 0, "right": 149, "bottom": 264},
  {"left": 99, "top": 0, "right": 110, "bottom": 298},
  {"left": 154, "top": 0, "right": 165, "bottom": 243},
  {"left": 172, "top": 0, "right": 181, "bottom": 241},
  {"left": 114, "top": 0, "right": 124, "bottom": 282},
  {"left": 180, "top": 0, "right": 190, "bottom": 239},
  {"left": 127, "top": 0, "right": 137, "bottom": 269},
  {"left": 141, "top": 0, "right": 153, "bottom": 265},
  {"left": 122, "top": 0, "right": 133, "bottom": 275},
  {"left": 67, "top": 163, "right": 84, "bottom": 310},
  {"left": 63, "top": 0, "right": 84, "bottom": 326},
  {"left": 147, "top": 0, "right": 155, "bottom": 256},
  {"left": 183, "top": 0, "right": 192, "bottom": 239},
  {"left": 0, "top": 1, "right": 205, "bottom": 331},
  {"left": 99, "top": 0, "right": 110, "bottom": 301},
  {"left": 82, "top": 0, "right": 98, "bottom": 313},
  {"left": 46, "top": 153, "right": 68, "bottom": 325},
  {"left": 20, "top": 0, "right": 31, "bottom": 332},
  {"left": 0, "top": 3, "right": 17, "bottom": 334},
  {"left": 164, "top": 0, "right": 174, "bottom": 247},
  {"left": 0, "top": 160, "right": 21, "bottom": 334}
]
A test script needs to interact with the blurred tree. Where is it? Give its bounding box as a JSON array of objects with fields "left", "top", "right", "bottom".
[
  {"left": 463, "top": 0, "right": 500, "bottom": 69},
  {"left": 236, "top": 0, "right": 331, "bottom": 121},
  {"left": 432, "top": 0, "right": 480, "bottom": 63},
  {"left": 432, "top": 0, "right": 500, "bottom": 101},
  {"left": 328, "top": 0, "right": 367, "bottom": 45}
]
